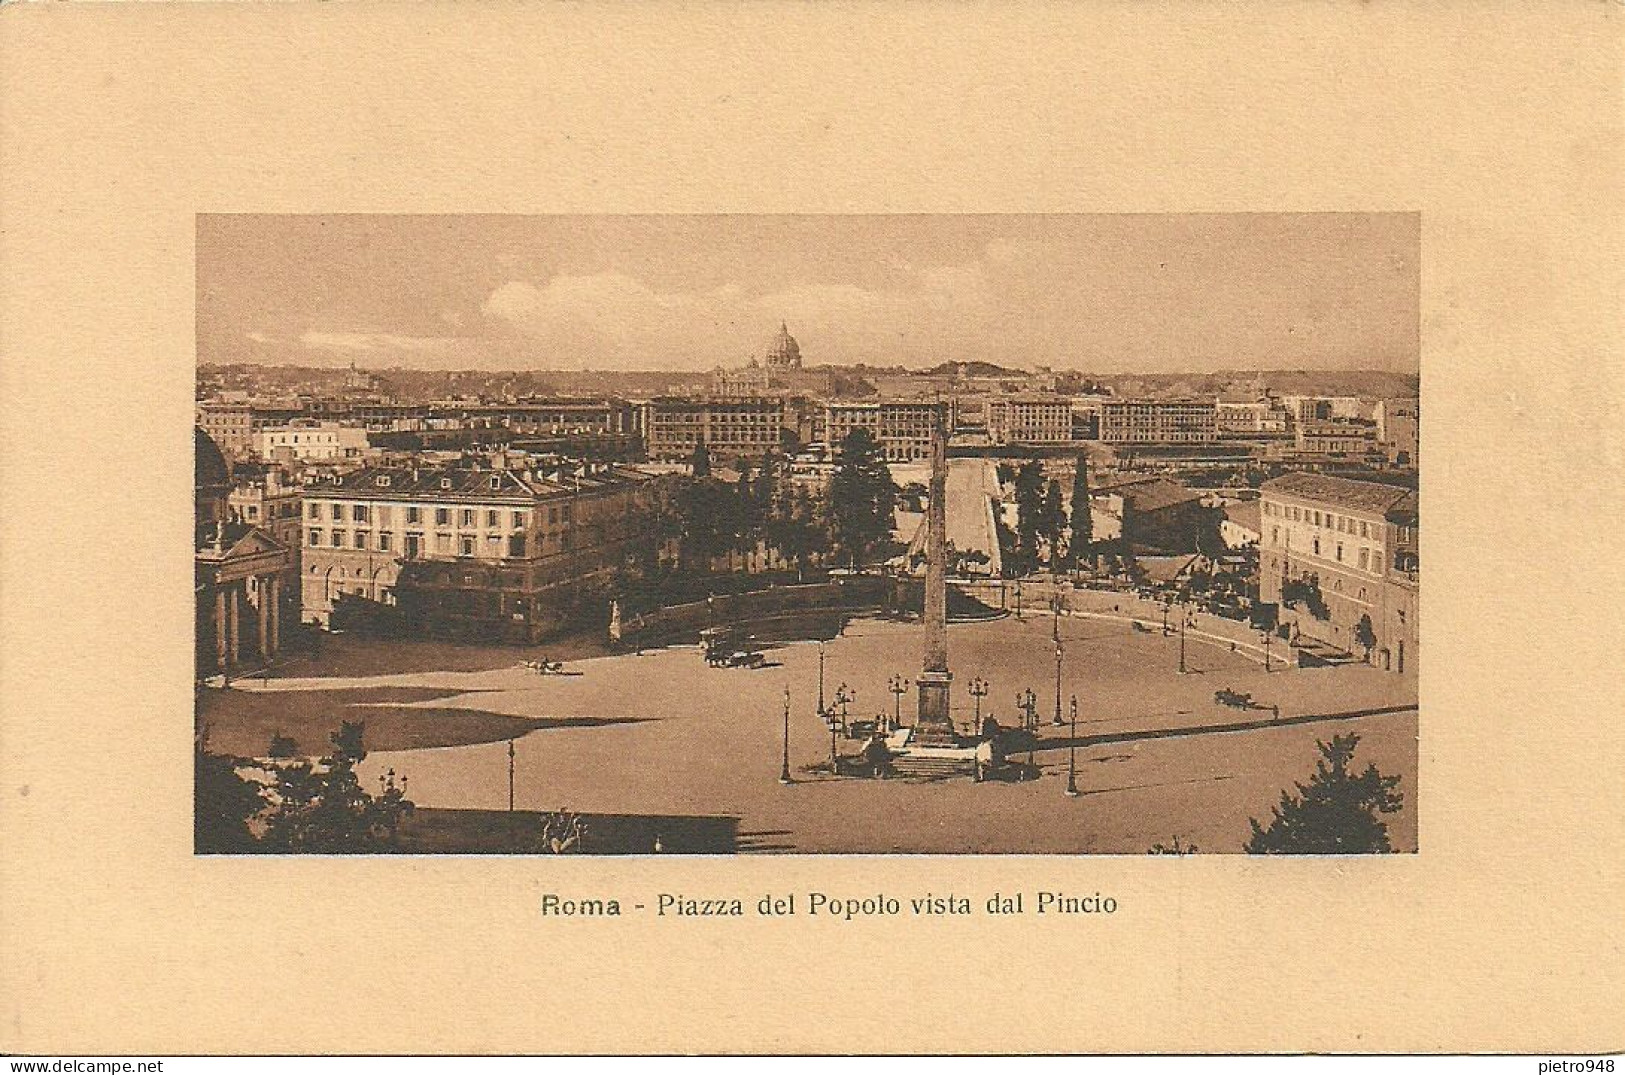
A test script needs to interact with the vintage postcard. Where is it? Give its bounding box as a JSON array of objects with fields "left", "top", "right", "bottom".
[
  {"left": 2, "top": 2, "right": 1620, "bottom": 1059},
  {"left": 192, "top": 212, "right": 1420, "bottom": 860}
]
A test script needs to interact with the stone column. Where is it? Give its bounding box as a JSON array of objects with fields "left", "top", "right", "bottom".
[
  {"left": 214, "top": 586, "right": 229, "bottom": 670},
  {"left": 225, "top": 581, "right": 241, "bottom": 668},
  {"left": 257, "top": 576, "right": 272, "bottom": 661},
  {"left": 266, "top": 575, "right": 280, "bottom": 657}
]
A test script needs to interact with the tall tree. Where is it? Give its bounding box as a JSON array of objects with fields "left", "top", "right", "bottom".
[
  {"left": 675, "top": 477, "right": 747, "bottom": 572},
  {"left": 1069, "top": 454, "right": 1094, "bottom": 569},
  {"left": 1355, "top": 614, "right": 1378, "bottom": 664},
  {"left": 825, "top": 428, "right": 896, "bottom": 570},
  {"left": 734, "top": 464, "right": 759, "bottom": 562},
  {"left": 1042, "top": 478, "right": 1065, "bottom": 566},
  {"left": 1013, "top": 459, "right": 1045, "bottom": 573},
  {"left": 778, "top": 484, "right": 829, "bottom": 581},
  {"left": 1246, "top": 734, "right": 1404, "bottom": 854},
  {"left": 689, "top": 439, "right": 710, "bottom": 479},
  {"left": 752, "top": 449, "right": 781, "bottom": 520}
]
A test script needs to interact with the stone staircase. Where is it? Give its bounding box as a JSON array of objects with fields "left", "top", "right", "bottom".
[
  {"left": 891, "top": 753, "right": 978, "bottom": 779},
  {"left": 1292, "top": 637, "right": 1361, "bottom": 667}
]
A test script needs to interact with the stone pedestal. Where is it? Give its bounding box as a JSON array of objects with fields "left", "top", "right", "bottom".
[
  {"left": 914, "top": 670, "right": 957, "bottom": 745},
  {"left": 916, "top": 669, "right": 953, "bottom": 725}
]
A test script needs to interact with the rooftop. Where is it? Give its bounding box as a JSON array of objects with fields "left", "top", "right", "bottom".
[
  {"left": 1261, "top": 472, "right": 1416, "bottom": 515},
  {"left": 1095, "top": 475, "right": 1205, "bottom": 513},
  {"left": 1223, "top": 500, "right": 1262, "bottom": 531},
  {"left": 303, "top": 461, "right": 653, "bottom": 502}
]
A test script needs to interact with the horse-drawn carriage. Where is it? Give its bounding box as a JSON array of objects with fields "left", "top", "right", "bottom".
[
  {"left": 523, "top": 658, "right": 566, "bottom": 675},
  {"left": 701, "top": 626, "right": 765, "bottom": 669}
]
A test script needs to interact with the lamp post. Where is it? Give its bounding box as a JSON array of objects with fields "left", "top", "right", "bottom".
[
  {"left": 1065, "top": 694, "right": 1080, "bottom": 798},
  {"left": 1015, "top": 579, "right": 1024, "bottom": 620},
  {"left": 1260, "top": 629, "right": 1273, "bottom": 673},
  {"left": 1053, "top": 640, "right": 1065, "bottom": 725},
  {"left": 817, "top": 639, "right": 827, "bottom": 717},
  {"left": 1016, "top": 687, "right": 1038, "bottom": 773},
  {"left": 830, "top": 683, "right": 853, "bottom": 770},
  {"left": 1178, "top": 599, "right": 1190, "bottom": 675},
  {"left": 1015, "top": 688, "right": 1036, "bottom": 731},
  {"left": 779, "top": 685, "right": 793, "bottom": 785},
  {"left": 506, "top": 739, "right": 515, "bottom": 812},
  {"left": 968, "top": 677, "right": 990, "bottom": 735},
  {"left": 887, "top": 674, "right": 907, "bottom": 729}
]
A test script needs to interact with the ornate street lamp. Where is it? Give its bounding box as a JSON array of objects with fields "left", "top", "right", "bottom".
[
  {"left": 506, "top": 739, "right": 516, "bottom": 812},
  {"left": 887, "top": 674, "right": 908, "bottom": 729},
  {"left": 1260, "top": 628, "right": 1273, "bottom": 673},
  {"left": 1179, "top": 600, "right": 1190, "bottom": 674},
  {"left": 817, "top": 639, "right": 827, "bottom": 716},
  {"left": 968, "top": 677, "right": 990, "bottom": 735},
  {"left": 1016, "top": 687, "right": 1038, "bottom": 774},
  {"left": 779, "top": 685, "right": 793, "bottom": 785},
  {"left": 1065, "top": 693, "right": 1080, "bottom": 798},
  {"left": 1015, "top": 688, "right": 1037, "bottom": 732},
  {"left": 1053, "top": 640, "right": 1065, "bottom": 726},
  {"left": 829, "top": 683, "right": 853, "bottom": 771}
]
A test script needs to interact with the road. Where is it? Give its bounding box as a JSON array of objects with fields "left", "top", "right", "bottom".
[{"left": 898, "top": 457, "right": 1003, "bottom": 576}]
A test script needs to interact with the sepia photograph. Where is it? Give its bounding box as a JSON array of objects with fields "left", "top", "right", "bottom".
[
  {"left": 194, "top": 213, "right": 1421, "bottom": 856},
  {"left": 7, "top": 0, "right": 1623, "bottom": 1059}
]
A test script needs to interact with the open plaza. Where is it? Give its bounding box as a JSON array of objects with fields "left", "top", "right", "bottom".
[{"left": 198, "top": 588, "right": 1417, "bottom": 854}]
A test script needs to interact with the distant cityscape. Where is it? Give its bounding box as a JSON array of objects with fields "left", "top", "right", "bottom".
[
  {"left": 196, "top": 223, "right": 1420, "bottom": 856},
  {"left": 199, "top": 326, "right": 1416, "bottom": 655}
]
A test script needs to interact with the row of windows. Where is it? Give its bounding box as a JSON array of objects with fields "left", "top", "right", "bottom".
[
  {"left": 306, "top": 503, "right": 535, "bottom": 528},
  {"left": 1264, "top": 501, "right": 1377, "bottom": 538},
  {"left": 309, "top": 528, "right": 528, "bottom": 558},
  {"left": 236, "top": 501, "right": 300, "bottom": 521},
  {"left": 1269, "top": 526, "right": 1383, "bottom": 574},
  {"left": 1268, "top": 561, "right": 1374, "bottom": 605}
]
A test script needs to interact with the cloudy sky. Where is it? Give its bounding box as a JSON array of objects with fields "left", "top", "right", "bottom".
[{"left": 197, "top": 214, "right": 1419, "bottom": 373}]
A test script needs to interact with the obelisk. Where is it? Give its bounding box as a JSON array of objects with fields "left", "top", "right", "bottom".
[{"left": 916, "top": 403, "right": 954, "bottom": 736}]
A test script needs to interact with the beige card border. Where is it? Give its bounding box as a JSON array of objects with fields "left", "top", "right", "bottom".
[{"left": 2, "top": 2, "right": 1622, "bottom": 1056}]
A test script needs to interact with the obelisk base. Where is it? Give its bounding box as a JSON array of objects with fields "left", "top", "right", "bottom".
[{"left": 915, "top": 670, "right": 957, "bottom": 745}]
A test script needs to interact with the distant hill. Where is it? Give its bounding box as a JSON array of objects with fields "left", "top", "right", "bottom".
[{"left": 922, "top": 360, "right": 1027, "bottom": 378}]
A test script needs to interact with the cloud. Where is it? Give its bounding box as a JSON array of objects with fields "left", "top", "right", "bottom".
[
  {"left": 478, "top": 264, "right": 999, "bottom": 368},
  {"left": 300, "top": 331, "right": 460, "bottom": 354}
]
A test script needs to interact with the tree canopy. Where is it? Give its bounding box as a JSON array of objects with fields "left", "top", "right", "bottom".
[
  {"left": 1012, "top": 459, "right": 1045, "bottom": 573},
  {"left": 1069, "top": 455, "right": 1094, "bottom": 567},
  {"left": 1246, "top": 734, "right": 1404, "bottom": 854},
  {"left": 825, "top": 428, "right": 896, "bottom": 570},
  {"left": 195, "top": 721, "right": 414, "bottom": 854}
]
